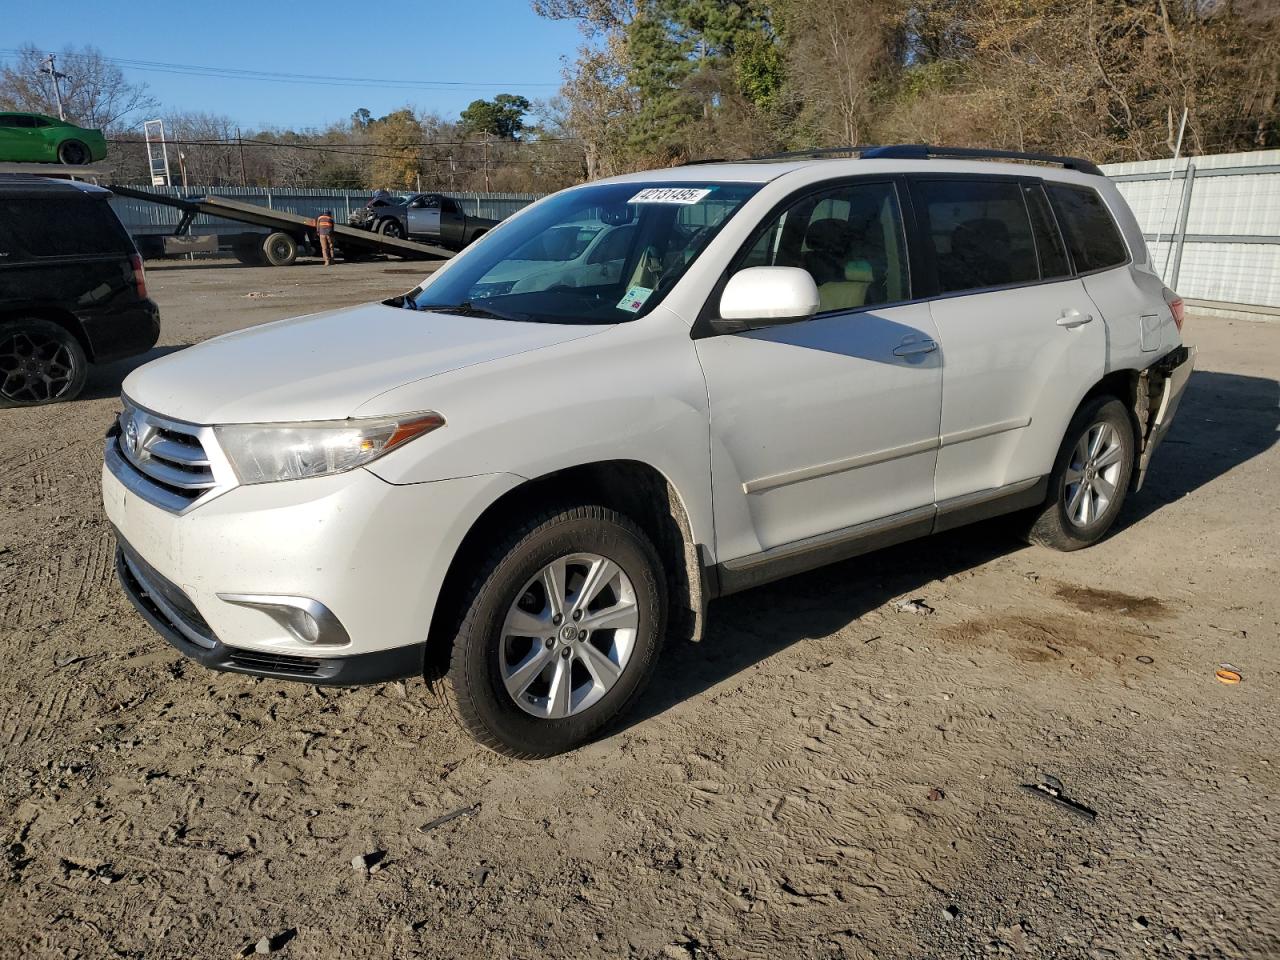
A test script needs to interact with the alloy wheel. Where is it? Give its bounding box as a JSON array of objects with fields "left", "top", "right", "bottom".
[
  {"left": 1063, "top": 421, "right": 1124, "bottom": 527},
  {"left": 499, "top": 553, "right": 639, "bottom": 719},
  {"left": 0, "top": 331, "right": 77, "bottom": 404}
]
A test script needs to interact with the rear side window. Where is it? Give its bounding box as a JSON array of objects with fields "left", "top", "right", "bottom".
[
  {"left": 1024, "top": 184, "right": 1071, "bottom": 280},
  {"left": 0, "top": 199, "right": 133, "bottom": 258},
  {"left": 916, "top": 179, "right": 1038, "bottom": 294},
  {"left": 1045, "top": 184, "right": 1128, "bottom": 272}
]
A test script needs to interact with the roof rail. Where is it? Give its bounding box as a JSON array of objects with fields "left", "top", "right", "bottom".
[
  {"left": 860, "top": 144, "right": 1103, "bottom": 176},
  {"left": 750, "top": 145, "right": 881, "bottom": 161}
]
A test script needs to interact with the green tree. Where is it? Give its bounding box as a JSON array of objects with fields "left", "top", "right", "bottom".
[
  {"left": 460, "top": 94, "right": 531, "bottom": 139},
  {"left": 369, "top": 109, "right": 422, "bottom": 189}
]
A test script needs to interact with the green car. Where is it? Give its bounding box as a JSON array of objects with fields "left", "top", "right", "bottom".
[{"left": 0, "top": 112, "right": 108, "bottom": 165}]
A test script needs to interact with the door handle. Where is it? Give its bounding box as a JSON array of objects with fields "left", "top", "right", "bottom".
[
  {"left": 1057, "top": 309, "right": 1094, "bottom": 328},
  {"left": 893, "top": 338, "right": 938, "bottom": 357}
]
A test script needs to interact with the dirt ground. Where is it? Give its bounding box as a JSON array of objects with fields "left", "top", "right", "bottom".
[{"left": 1, "top": 257, "right": 1277, "bottom": 960}]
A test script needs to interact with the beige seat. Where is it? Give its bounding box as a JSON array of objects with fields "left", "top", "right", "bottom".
[{"left": 817, "top": 259, "right": 875, "bottom": 312}]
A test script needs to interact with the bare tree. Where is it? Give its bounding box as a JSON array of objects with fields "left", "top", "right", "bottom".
[{"left": 0, "top": 44, "right": 157, "bottom": 130}]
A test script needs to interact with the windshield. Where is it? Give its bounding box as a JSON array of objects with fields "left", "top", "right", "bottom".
[{"left": 412, "top": 181, "right": 760, "bottom": 324}]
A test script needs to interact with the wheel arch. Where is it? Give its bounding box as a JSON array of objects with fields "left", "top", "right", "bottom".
[
  {"left": 0, "top": 306, "right": 93, "bottom": 360},
  {"left": 424, "top": 458, "right": 708, "bottom": 683},
  {"left": 1078, "top": 367, "right": 1166, "bottom": 491}
]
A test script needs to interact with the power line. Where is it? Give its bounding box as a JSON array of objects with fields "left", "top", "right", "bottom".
[{"left": 0, "top": 48, "right": 562, "bottom": 91}]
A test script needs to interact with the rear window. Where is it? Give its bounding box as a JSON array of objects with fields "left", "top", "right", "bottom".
[
  {"left": 1045, "top": 184, "right": 1128, "bottom": 272},
  {"left": 916, "top": 179, "right": 1039, "bottom": 294},
  {"left": 0, "top": 198, "right": 133, "bottom": 258}
]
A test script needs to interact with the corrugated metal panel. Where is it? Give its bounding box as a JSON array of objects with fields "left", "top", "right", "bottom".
[{"left": 1101, "top": 150, "right": 1280, "bottom": 313}]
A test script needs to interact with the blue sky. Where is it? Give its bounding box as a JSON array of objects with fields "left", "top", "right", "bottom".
[{"left": 5, "top": 0, "right": 584, "bottom": 130}]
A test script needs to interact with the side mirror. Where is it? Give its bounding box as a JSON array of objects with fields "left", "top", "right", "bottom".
[{"left": 715, "top": 266, "right": 820, "bottom": 332}]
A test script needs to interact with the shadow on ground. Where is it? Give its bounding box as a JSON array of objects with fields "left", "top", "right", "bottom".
[{"left": 625, "top": 368, "right": 1278, "bottom": 729}]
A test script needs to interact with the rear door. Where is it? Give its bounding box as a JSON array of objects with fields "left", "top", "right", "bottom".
[
  {"left": 1045, "top": 183, "right": 1161, "bottom": 358},
  {"left": 439, "top": 197, "right": 467, "bottom": 246},
  {"left": 909, "top": 176, "right": 1106, "bottom": 505}
]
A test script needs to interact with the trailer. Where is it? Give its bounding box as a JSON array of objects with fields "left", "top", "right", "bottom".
[{"left": 107, "top": 185, "right": 457, "bottom": 266}]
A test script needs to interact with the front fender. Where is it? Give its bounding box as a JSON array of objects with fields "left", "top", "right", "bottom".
[{"left": 358, "top": 307, "right": 717, "bottom": 555}]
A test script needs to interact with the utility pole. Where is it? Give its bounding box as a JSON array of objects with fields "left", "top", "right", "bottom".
[
  {"left": 39, "top": 54, "right": 68, "bottom": 121},
  {"left": 483, "top": 137, "right": 490, "bottom": 192},
  {"left": 236, "top": 127, "right": 247, "bottom": 187}
]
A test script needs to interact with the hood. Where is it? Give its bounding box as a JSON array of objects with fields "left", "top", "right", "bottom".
[{"left": 123, "top": 301, "right": 609, "bottom": 424}]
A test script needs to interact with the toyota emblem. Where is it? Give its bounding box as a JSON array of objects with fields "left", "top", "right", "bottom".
[{"left": 123, "top": 414, "right": 140, "bottom": 455}]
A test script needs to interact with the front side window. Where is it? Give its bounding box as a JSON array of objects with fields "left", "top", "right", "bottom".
[
  {"left": 736, "top": 180, "right": 909, "bottom": 312},
  {"left": 1045, "top": 184, "right": 1128, "bottom": 273},
  {"left": 413, "top": 181, "right": 759, "bottom": 324},
  {"left": 916, "top": 179, "right": 1039, "bottom": 294}
]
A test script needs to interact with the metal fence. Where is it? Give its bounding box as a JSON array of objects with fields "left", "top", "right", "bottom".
[
  {"left": 1101, "top": 150, "right": 1280, "bottom": 320},
  {"left": 109, "top": 186, "right": 543, "bottom": 238}
]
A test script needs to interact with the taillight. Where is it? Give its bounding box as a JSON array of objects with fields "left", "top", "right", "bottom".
[
  {"left": 129, "top": 253, "right": 147, "bottom": 299},
  {"left": 1164, "top": 288, "right": 1184, "bottom": 331}
]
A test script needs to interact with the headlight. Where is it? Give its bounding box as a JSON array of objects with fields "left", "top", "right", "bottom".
[{"left": 214, "top": 411, "right": 444, "bottom": 484}]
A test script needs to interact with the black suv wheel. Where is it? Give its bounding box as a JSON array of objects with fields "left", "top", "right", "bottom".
[{"left": 0, "top": 318, "right": 89, "bottom": 407}]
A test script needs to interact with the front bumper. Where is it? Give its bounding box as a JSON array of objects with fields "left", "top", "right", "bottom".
[
  {"left": 115, "top": 538, "right": 423, "bottom": 683},
  {"left": 103, "top": 449, "right": 523, "bottom": 683}
]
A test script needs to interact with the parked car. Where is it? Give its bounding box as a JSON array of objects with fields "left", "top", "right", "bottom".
[
  {"left": 0, "top": 112, "right": 108, "bottom": 165},
  {"left": 348, "top": 192, "right": 498, "bottom": 250},
  {"left": 468, "top": 219, "right": 636, "bottom": 298},
  {"left": 0, "top": 176, "right": 159, "bottom": 406},
  {"left": 104, "top": 146, "right": 1193, "bottom": 757}
]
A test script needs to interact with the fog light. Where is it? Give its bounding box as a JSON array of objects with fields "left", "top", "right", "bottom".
[
  {"left": 288, "top": 609, "right": 322, "bottom": 645},
  {"left": 217, "top": 593, "right": 351, "bottom": 647}
]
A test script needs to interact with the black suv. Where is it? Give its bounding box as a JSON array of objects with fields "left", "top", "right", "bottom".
[{"left": 0, "top": 176, "right": 160, "bottom": 406}]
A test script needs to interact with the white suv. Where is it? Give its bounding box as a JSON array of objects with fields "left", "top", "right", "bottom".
[{"left": 104, "top": 146, "right": 1194, "bottom": 757}]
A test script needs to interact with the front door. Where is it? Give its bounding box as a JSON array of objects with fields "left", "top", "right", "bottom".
[
  {"left": 406, "top": 195, "right": 441, "bottom": 238},
  {"left": 695, "top": 179, "right": 944, "bottom": 563}
]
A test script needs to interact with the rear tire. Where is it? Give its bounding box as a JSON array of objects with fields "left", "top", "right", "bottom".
[
  {"left": 57, "top": 140, "right": 90, "bottom": 165},
  {"left": 440, "top": 505, "right": 667, "bottom": 758},
  {"left": 261, "top": 232, "right": 298, "bottom": 267},
  {"left": 0, "top": 318, "right": 89, "bottom": 407},
  {"left": 1026, "top": 396, "right": 1136, "bottom": 551}
]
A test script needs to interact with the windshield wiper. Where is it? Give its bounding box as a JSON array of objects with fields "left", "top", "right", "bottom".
[{"left": 418, "top": 300, "right": 525, "bottom": 321}]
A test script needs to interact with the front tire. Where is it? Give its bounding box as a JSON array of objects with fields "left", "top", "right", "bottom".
[
  {"left": 57, "top": 140, "right": 90, "bottom": 165},
  {"left": 1027, "top": 396, "right": 1136, "bottom": 551},
  {"left": 380, "top": 219, "right": 405, "bottom": 239},
  {"left": 441, "top": 505, "right": 667, "bottom": 758},
  {"left": 0, "top": 318, "right": 89, "bottom": 407}
]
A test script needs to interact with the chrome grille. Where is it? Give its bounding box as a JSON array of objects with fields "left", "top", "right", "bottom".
[{"left": 106, "top": 399, "right": 237, "bottom": 514}]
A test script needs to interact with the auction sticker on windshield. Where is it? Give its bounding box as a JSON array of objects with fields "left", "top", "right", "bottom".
[
  {"left": 628, "top": 187, "right": 713, "bottom": 205},
  {"left": 617, "top": 285, "right": 654, "bottom": 313}
]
